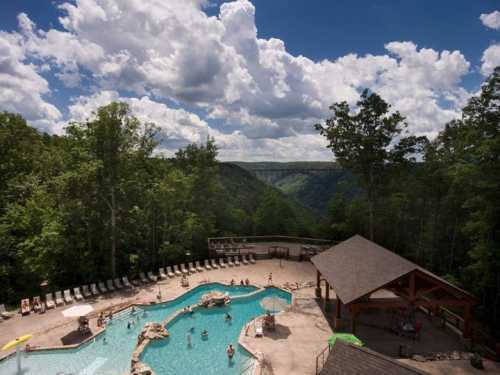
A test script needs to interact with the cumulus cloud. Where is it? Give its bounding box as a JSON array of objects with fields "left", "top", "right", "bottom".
[
  {"left": 480, "top": 10, "right": 500, "bottom": 30},
  {"left": 481, "top": 44, "right": 500, "bottom": 76},
  {"left": 1, "top": 0, "right": 480, "bottom": 160},
  {"left": 0, "top": 29, "right": 61, "bottom": 132}
]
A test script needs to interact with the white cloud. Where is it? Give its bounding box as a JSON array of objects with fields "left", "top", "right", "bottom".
[
  {"left": 2, "top": 0, "right": 479, "bottom": 160},
  {"left": 480, "top": 10, "right": 500, "bottom": 30},
  {"left": 0, "top": 29, "right": 61, "bottom": 132},
  {"left": 481, "top": 44, "right": 500, "bottom": 76}
]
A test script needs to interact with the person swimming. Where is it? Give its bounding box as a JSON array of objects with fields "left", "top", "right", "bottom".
[
  {"left": 201, "top": 329, "right": 208, "bottom": 338},
  {"left": 226, "top": 344, "right": 235, "bottom": 359},
  {"left": 131, "top": 306, "right": 136, "bottom": 315},
  {"left": 127, "top": 320, "right": 133, "bottom": 329},
  {"left": 225, "top": 313, "right": 232, "bottom": 321},
  {"left": 186, "top": 332, "right": 192, "bottom": 347}
]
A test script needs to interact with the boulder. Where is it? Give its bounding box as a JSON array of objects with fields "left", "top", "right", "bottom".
[
  {"left": 131, "top": 362, "right": 155, "bottom": 375},
  {"left": 137, "top": 322, "right": 169, "bottom": 345}
]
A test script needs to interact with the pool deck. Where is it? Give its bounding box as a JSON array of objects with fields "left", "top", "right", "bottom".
[{"left": 1, "top": 258, "right": 496, "bottom": 374}]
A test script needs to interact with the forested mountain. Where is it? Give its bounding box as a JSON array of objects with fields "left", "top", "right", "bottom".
[
  {"left": 0, "top": 105, "right": 320, "bottom": 306},
  {"left": 232, "top": 161, "right": 355, "bottom": 213}
]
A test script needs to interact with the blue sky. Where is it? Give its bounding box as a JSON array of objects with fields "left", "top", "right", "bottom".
[{"left": 0, "top": 0, "right": 499, "bottom": 160}]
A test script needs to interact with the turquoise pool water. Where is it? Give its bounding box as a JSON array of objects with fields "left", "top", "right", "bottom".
[{"left": 0, "top": 284, "right": 290, "bottom": 375}]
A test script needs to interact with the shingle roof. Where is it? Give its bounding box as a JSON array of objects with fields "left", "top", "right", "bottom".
[
  {"left": 311, "top": 235, "right": 475, "bottom": 305},
  {"left": 320, "top": 340, "right": 428, "bottom": 375}
]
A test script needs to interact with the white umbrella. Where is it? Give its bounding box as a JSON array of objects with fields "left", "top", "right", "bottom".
[
  {"left": 260, "top": 297, "right": 289, "bottom": 313},
  {"left": 62, "top": 305, "right": 94, "bottom": 317}
]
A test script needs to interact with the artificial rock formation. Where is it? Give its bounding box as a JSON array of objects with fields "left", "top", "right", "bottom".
[{"left": 130, "top": 322, "right": 169, "bottom": 375}]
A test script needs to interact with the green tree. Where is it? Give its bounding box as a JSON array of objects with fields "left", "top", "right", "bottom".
[{"left": 315, "top": 89, "right": 426, "bottom": 240}]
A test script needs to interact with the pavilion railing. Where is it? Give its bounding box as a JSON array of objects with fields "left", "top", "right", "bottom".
[
  {"left": 315, "top": 344, "right": 332, "bottom": 375},
  {"left": 208, "top": 235, "right": 334, "bottom": 245}
]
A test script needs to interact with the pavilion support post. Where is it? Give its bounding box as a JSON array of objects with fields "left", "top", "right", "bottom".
[
  {"left": 324, "top": 281, "right": 330, "bottom": 310},
  {"left": 336, "top": 299, "right": 342, "bottom": 319},
  {"left": 350, "top": 306, "right": 359, "bottom": 334},
  {"left": 409, "top": 272, "right": 416, "bottom": 303},
  {"left": 315, "top": 270, "right": 322, "bottom": 298},
  {"left": 463, "top": 303, "right": 472, "bottom": 339}
]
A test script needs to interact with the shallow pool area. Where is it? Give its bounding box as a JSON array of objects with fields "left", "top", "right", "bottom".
[{"left": 0, "top": 284, "right": 290, "bottom": 375}]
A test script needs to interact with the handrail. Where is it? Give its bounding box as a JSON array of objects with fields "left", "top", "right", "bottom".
[
  {"left": 238, "top": 356, "right": 257, "bottom": 375},
  {"left": 315, "top": 344, "right": 332, "bottom": 374},
  {"left": 208, "top": 235, "right": 335, "bottom": 244}
]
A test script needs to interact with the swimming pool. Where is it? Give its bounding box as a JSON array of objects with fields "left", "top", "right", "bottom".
[{"left": 0, "top": 283, "right": 291, "bottom": 375}]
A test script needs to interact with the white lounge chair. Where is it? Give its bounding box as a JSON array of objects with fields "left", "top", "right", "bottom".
[
  {"left": 242, "top": 254, "right": 249, "bottom": 265},
  {"left": 159, "top": 268, "right": 167, "bottom": 279},
  {"left": 73, "top": 287, "right": 84, "bottom": 301},
  {"left": 148, "top": 271, "right": 158, "bottom": 282},
  {"left": 82, "top": 285, "right": 92, "bottom": 298},
  {"left": 166, "top": 266, "right": 175, "bottom": 278},
  {"left": 173, "top": 265, "right": 182, "bottom": 276},
  {"left": 249, "top": 254, "right": 256, "bottom": 264},
  {"left": 211, "top": 259, "right": 219, "bottom": 269},
  {"left": 63, "top": 289, "right": 74, "bottom": 304},
  {"left": 91, "top": 283, "right": 100, "bottom": 295},
  {"left": 227, "top": 256, "right": 235, "bottom": 267},
  {"left": 188, "top": 262, "right": 196, "bottom": 273},
  {"left": 98, "top": 282, "right": 108, "bottom": 293},
  {"left": 204, "top": 259, "right": 212, "bottom": 270},
  {"left": 255, "top": 322, "right": 263, "bottom": 337},
  {"left": 122, "top": 276, "right": 132, "bottom": 288},
  {"left": 181, "top": 264, "right": 189, "bottom": 275},
  {"left": 195, "top": 261, "right": 204, "bottom": 272},
  {"left": 55, "top": 291, "right": 64, "bottom": 306},
  {"left": 114, "top": 278, "right": 123, "bottom": 289},
  {"left": 106, "top": 280, "right": 115, "bottom": 291},
  {"left": 0, "top": 304, "right": 15, "bottom": 319},
  {"left": 219, "top": 258, "right": 227, "bottom": 268},
  {"left": 45, "top": 293, "right": 55, "bottom": 309},
  {"left": 234, "top": 256, "right": 241, "bottom": 266},
  {"left": 139, "top": 272, "right": 149, "bottom": 284}
]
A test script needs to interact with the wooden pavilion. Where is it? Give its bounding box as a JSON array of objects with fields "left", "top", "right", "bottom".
[{"left": 311, "top": 235, "right": 477, "bottom": 338}]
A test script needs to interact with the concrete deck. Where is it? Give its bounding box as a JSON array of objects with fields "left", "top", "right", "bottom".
[{"left": 0, "top": 257, "right": 491, "bottom": 375}]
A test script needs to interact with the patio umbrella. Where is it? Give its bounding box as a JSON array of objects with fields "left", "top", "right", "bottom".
[
  {"left": 62, "top": 304, "right": 94, "bottom": 318},
  {"left": 260, "top": 296, "right": 289, "bottom": 313},
  {"left": 2, "top": 334, "right": 33, "bottom": 373},
  {"left": 328, "top": 333, "right": 364, "bottom": 348}
]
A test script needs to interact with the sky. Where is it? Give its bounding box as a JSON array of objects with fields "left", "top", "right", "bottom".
[{"left": 1, "top": 0, "right": 499, "bottom": 161}]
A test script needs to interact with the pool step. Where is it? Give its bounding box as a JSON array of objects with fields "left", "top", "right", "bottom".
[{"left": 78, "top": 357, "right": 107, "bottom": 375}]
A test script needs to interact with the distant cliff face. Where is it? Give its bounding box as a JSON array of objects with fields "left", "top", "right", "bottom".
[{"left": 228, "top": 162, "right": 355, "bottom": 213}]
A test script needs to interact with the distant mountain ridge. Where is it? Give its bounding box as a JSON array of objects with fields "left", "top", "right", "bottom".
[{"left": 226, "top": 161, "right": 355, "bottom": 213}]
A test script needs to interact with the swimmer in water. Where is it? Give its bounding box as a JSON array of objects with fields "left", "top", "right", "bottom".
[{"left": 226, "top": 344, "right": 235, "bottom": 360}]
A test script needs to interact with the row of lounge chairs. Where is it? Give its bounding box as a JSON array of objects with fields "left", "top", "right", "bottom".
[{"left": 7, "top": 254, "right": 257, "bottom": 316}]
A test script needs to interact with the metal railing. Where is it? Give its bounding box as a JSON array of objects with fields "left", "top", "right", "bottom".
[{"left": 315, "top": 344, "right": 332, "bottom": 374}]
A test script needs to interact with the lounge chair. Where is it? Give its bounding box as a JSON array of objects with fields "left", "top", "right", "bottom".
[
  {"left": 21, "top": 298, "right": 30, "bottom": 315},
  {"left": 181, "top": 264, "right": 189, "bottom": 275},
  {"left": 188, "top": 262, "right": 196, "bottom": 273},
  {"left": 159, "top": 268, "right": 167, "bottom": 279},
  {"left": 45, "top": 293, "right": 55, "bottom": 309},
  {"left": 91, "top": 283, "right": 100, "bottom": 295},
  {"left": 204, "top": 260, "right": 212, "bottom": 270},
  {"left": 139, "top": 272, "right": 149, "bottom": 284},
  {"left": 242, "top": 254, "right": 249, "bottom": 265},
  {"left": 249, "top": 254, "right": 256, "bottom": 264},
  {"left": 98, "top": 282, "right": 108, "bottom": 293},
  {"left": 166, "top": 266, "right": 175, "bottom": 278},
  {"left": 114, "top": 278, "right": 123, "bottom": 289},
  {"left": 219, "top": 258, "right": 227, "bottom": 268},
  {"left": 234, "top": 256, "right": 241, "bottom": 266},
  {"left": 227, "top": 256, "right": 235, "bottom": 267},
  {"left": 195, "top": 261, "right": 204, "bottom": 272},
  {"left": 211, "top": 259, "right": 219, "bottom": 269},
  {"left": 106, "top": 280, "right": 115, "bottom": 292},
  {"left": 122, "top": 276, "right": 132, "bottom": 288},
  {"left": 173, "top": 265, "right": 182, "bottom": 277},
  {"left": 82, "top": 285, "right": 92, "bottom": 298},
  {"left": 54, "top": 291, "right": 64, "bottom": 306},
  {"left": 147, "top": 271, "right": 158, "bottom": 282},
  {"left": 32, "top": 296, "right": 42, "bottom": 312},
  {"left": 63, "top": 290, "right": 74, "bottom": 304},
  {"left": 73, "top": 287, "right": 84, "bottom": 301},
  {"left": 0, "top": 304, "right": 15, "bottom": 319},
  {"left": 255, "top": 322, "right": 263, "bottom": 337}
]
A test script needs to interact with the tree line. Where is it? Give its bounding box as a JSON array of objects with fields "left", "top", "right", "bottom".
[
  {"left": 316, "top": 67, "right": 500, "bottom": 338},
  {"left": 0, "top": 103, "right": 311, "bottom": 305}
]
